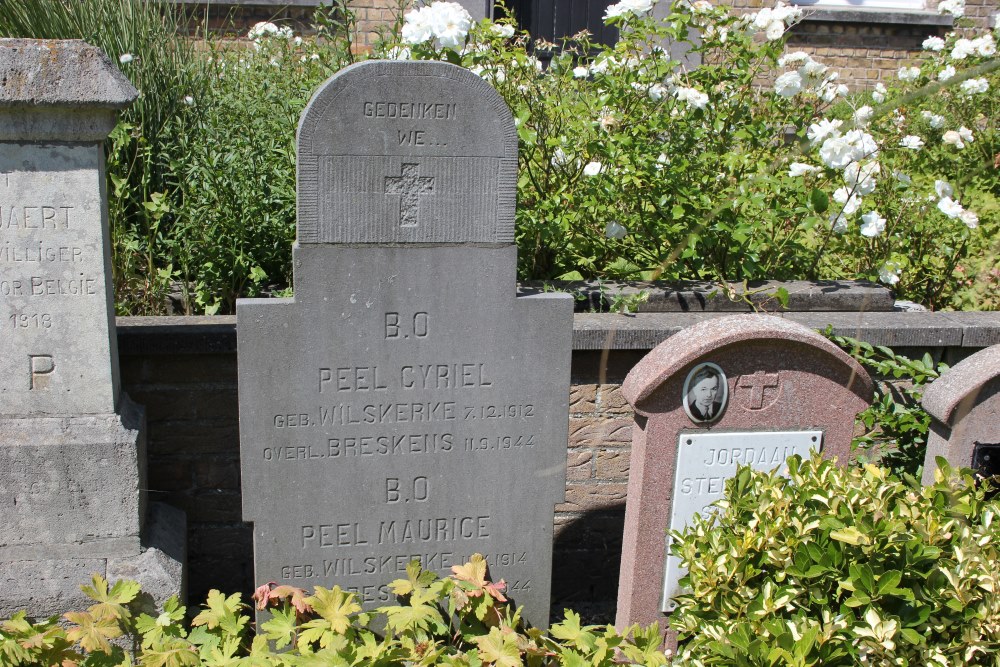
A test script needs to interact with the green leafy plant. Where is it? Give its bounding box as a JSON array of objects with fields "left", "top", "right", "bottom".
[
  {"left": 0, "top": 556, "right": 670, "bottom": 666},
  {"left": 671, "top": 453, "right": 1000, "bottom": 666},
  {"left": 0, "top": 0, "right": 210, "bottom": 314},
  {"left": 827, "top": 331, "right": 947, "bottom": 478}
]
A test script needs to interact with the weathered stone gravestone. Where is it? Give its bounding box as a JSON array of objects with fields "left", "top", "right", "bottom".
[
  {"left": 921, "top": 344, "right": 1000, "bottom": 485},
  {"left": 238, "top": 61, "right": 573, "bottom": 626},
  {"left": 615, "top": 315, "right": 872, "bottom": 630},
  {"left": 0, "top": 39, "right": 184, "bottom": 618}
]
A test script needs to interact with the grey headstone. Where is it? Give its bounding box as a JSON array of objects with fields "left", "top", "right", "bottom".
[
  {"left": 0, "top": 40, "right": 183, "bottom": 618},
  {"left": 239, "top": 60, "right": 572, "bottom": 627}
]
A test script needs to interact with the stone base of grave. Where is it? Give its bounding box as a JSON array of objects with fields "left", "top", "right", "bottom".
[
  {"left": 0, "top": 394, "right": 187, "bottom": 619},
  {"left": 0, "top": 396, "right": 147, "bottom": 560},
  {"left": 0, "top": 502, "right": 187, "bottom": 619}
]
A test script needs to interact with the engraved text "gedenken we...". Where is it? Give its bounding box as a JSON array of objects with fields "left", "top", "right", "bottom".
[{"left": 363, "top": 101, "right": 457, "bottom": 121}]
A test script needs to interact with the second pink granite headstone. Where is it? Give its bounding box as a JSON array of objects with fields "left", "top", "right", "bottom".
[
  {"left": 921, "top": 344, "right": 1000, "bottom": 485},
  {"left": 615, "top": 314, "right": 872, "bottom": 632}
]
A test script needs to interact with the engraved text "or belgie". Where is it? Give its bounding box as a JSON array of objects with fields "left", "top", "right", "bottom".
[
  {"left": 0, "top": 206, "right": 73, "bottom": 230},
  {"left": 363, "top": 101, "right": 457, "bottom": 121},
  {"left": 30, "top": 276, "right": 98, "bottom": 296},
  {"left": 0, "top": 243, "right": 83, "bottom": 263}
]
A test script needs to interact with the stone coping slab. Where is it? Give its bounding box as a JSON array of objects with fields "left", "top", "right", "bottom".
[
  {"left": 116, "top": 310, "right": 1000, "bottom": 354},
  {"left": 0, "top": 39, "right": 137, "bottom": 108},
  {"left": 520, "top": 280, "right": 894, "bottom": 313}
]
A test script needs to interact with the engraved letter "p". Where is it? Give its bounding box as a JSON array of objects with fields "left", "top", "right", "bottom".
[{"left": 29, "top": 354, "right": 55, "bottom": 389}]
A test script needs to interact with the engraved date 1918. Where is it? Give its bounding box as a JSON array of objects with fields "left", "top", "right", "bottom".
[{"left": 10, "top": 313, "right": 52, "bottom": 329}]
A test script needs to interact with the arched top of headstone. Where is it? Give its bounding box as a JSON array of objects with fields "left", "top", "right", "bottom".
[
  {"left": 922, "top": 344, "right": 1000, "bottom": 426},
  {"left": 622, "top": 314, "right": 873, "bottom": 415},
  {"left": 296, "top": 60, "right": 518, "bottom": 245},
  {"left": 0, "top": 39, "right": 137, "bottom": 108}
]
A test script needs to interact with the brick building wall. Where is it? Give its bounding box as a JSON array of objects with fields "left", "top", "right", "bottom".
[{"left": 174, "top": 0, "right": 994, "bottom": 86}]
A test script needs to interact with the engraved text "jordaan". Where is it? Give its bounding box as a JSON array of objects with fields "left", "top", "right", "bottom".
[{"left": 363, "top": 101, "right": 457, "bottom": 121}]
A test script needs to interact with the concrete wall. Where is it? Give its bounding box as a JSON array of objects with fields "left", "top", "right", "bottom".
[{"left": 117, "top": 310, "right": 1000, "bottom": 620}]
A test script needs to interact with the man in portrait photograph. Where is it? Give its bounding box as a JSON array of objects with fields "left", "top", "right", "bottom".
[{"left": 686, "top": 365, "right": 724, "bottom": 421}]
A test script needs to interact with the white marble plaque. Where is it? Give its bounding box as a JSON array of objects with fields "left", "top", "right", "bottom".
[{"left": 661, "top": 429, "right": 822, "bottom": 611}]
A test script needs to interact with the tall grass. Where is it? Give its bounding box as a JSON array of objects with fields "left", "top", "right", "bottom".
[{"left": 0, "top": 0, "right": 210, "bottom": 313}]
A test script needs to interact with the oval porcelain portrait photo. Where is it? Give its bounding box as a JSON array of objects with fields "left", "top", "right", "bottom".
[{"left": 682, "top": 362, "right": 728, "bottom": 424}]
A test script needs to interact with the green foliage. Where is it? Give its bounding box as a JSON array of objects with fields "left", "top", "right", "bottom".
[
  {"left": 383, "top": 5, "right": 999, "bottom": 307},
  {"left": 0, "top": 556, "right": 669, "bottom": 666},
  {"left": 0, "top": 0, "right": 209, "bottom": 314},
  {"left": 827, "top": 331, "right": 948, "bottom": 478},
  {"left": 671, "top": 453, "right": 1000, "bottom": 666},
  {"left": 4, "top": 0, "right": 997, "bottom": 312}
]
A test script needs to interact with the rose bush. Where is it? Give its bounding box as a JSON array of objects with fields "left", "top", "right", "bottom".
[{"left": 379, "top": 0, "right": 998, "bottom": 308}]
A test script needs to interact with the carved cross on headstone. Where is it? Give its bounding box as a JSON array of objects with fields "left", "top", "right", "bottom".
[
  {"left": 738, "top": 370, "right": 780, "bottom": 409},
  {"left": 384, "top": 163, "right": 434, "bottom": 227}
]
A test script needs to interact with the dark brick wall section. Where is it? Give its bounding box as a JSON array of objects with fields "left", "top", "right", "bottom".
[{"left": 114, "top": 310, "right": 1000, "bottom": 615}]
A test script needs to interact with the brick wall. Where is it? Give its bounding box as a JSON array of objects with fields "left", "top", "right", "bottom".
[
  {"left": 714, "top": 0, "right": 994, "bottom": 89},
  {"left": 116, "top": 310, "right": 1000, "bottom": 620},
  {"left": 175, "top": 1, "right": 406, "bottom": 50}
]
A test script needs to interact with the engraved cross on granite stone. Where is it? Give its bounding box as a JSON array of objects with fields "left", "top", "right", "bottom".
[
  {"left": 738, "top": 370, "right": 780, "bottom": 409},
  {"left": 384, "top": 163, "right": 434, "bottom": 228}
]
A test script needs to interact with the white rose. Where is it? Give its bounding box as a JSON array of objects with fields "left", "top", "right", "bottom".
[
  {"left": 921, "top": 110, "right": 945, "bottom": 128},
  {"left": 860, "top": 211, "right": 887, "bottom": 237},
  {"left": 937, "top": 196, "right": 964, "bottom": 218},
  {"left": 922, "top": 36, "right": 945, "bottom": 51},
  {"left": 774, "top": 71, "right": 803, "bottom": 97},
  {"left": 844, "top": 161, "right": 879, "bottom": 195},
  {"left": 973, "top": 35, "right": 996, "bottom": 57},
  {"left": 959, "top": 78, "right": 989, "bottom": 96},
  {"left": 879, "top": 262, "right": 901, "bottom": 285},
  {"left": 960, "top": 209, "right": 979, "bottom": 229},
  {"left": 788, "top": 162, "right": 820, "bottom": 177},
  {"left": 491, "top": 23, "right": 516, "bottom": 38},
  {"left": 807, "top": 118, "right": 843, "bottom": 144},
  {"left": 573, "top": 66, "right": 588, "bottom": 78},
  {"left": 830, "top": 212, "right": 849, "bottom": 234},
  {"left": 934, "top": 179, "right": 953, "bottom": 198},
  {"left": 853, "top": 105, "right": 874, "bottom": 127},
  {"left": 872, "top": 82, "right": 887, "bottom": 104},
  {"left": 897, "top": 66, "right": 920, "bottom": 82},
  {"left": 583, "top": 161, "right": 604, "bottom": 176},
  {"left": 900, "top": 135, "right": 924, "bottom": 150},
  {"left": 950, "top": 38, "right": 975, "bottom": 59},
  {"left": 833, "top": 187, "right": 862, "bottom": 215}
]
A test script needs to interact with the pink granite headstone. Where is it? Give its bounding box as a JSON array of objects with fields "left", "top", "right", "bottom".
[
  {"left": 921, "top": 344, "right": 1000, "bottom": 486},
  {"left": 615, "top": 314, "right": 872, "bottom": 632}
]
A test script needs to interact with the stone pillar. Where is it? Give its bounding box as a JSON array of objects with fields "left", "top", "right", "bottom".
[{"left": 0, "top": 39, "right": 185, "bottom": 619}]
